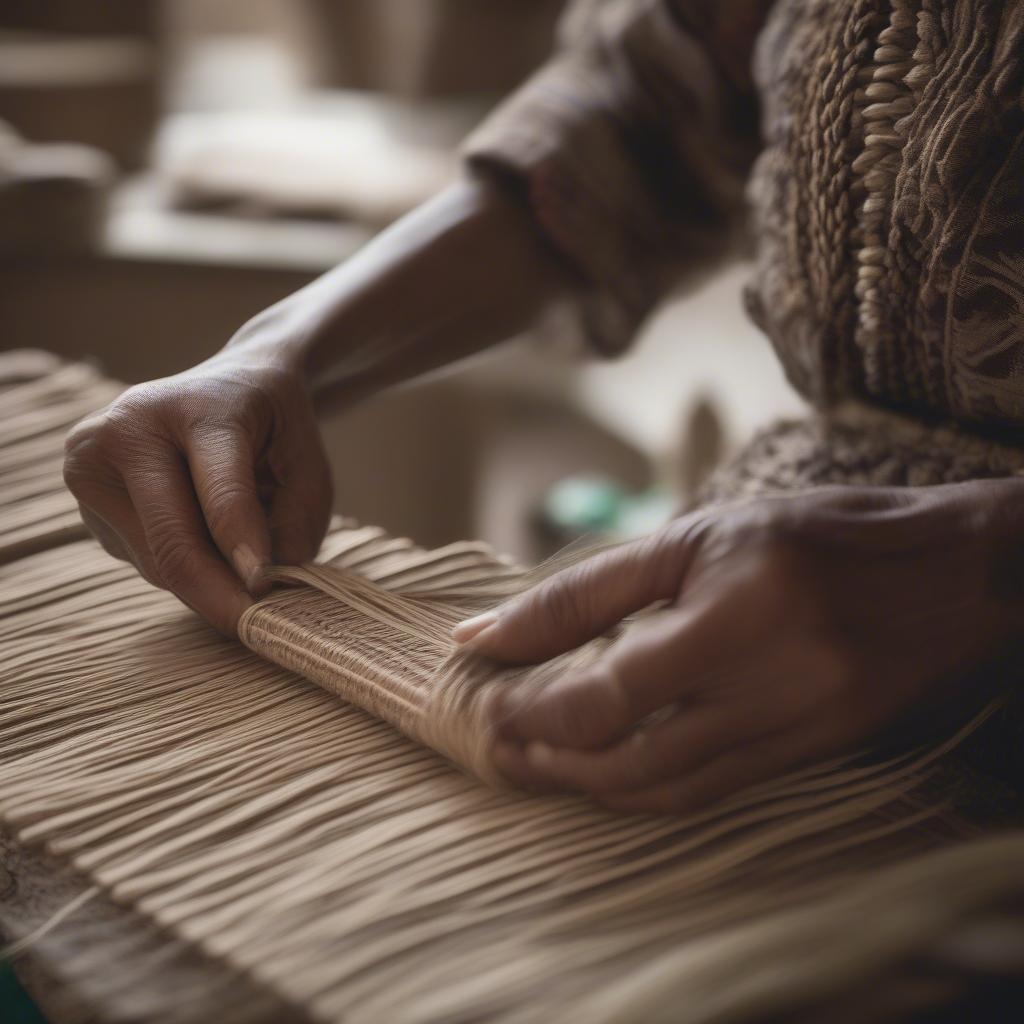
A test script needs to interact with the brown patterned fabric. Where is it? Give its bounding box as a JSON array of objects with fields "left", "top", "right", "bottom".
[
  {"left": 466, "top": 0, "right": 1024, "bottom": 437},
  {"left": 465, "top": 0, "right": 769, "bottom": 354}
]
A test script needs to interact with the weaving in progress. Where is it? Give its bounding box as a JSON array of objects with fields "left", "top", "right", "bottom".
[{"left": 3, "top": 351, "right": 1024, "bottom": 1023}]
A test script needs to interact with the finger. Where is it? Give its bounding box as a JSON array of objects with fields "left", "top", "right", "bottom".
[
  {"left": 184, "top": 425, "right": 272, "bottom": 596},
  {"left": 266, "top": 424, "right": 333, "bottom": 565},
  {"left": 488, "top": 744, "right": 563, "bottom": 794},
  {"left": 453, "top": 520, "right": 703, "bottom": 663},
  {"left": 122, "top": 443, "right": 253, "bottom": 636},
  {"left": 599, "top": 726, "right": 831, "bottom": 816},
  {"left": 494, "top": 592, "right": 744, "bottom": 750},
  {"left": 78, "top": 504, "right": 135, "bottom": 564},
  {"left": 70, "top": 465, "right": 166, "bottom": 584},
  {"left": 80, "top": 496, "right": 209, "bottom": 616},
  {"left": 492, "top": 696, "right": 786, "bottom": 795}
]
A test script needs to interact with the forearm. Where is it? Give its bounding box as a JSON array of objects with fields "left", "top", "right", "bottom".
[{"left": 225, "top": 172, "right": 573, "bottom": 412}]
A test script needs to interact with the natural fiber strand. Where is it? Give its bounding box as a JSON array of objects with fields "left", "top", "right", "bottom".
[
  {"left": 2, "top": 352, "right": 1022, "bottom": 1023},
  {"left": 0, "top": 529, "right": 997, "bottom": 1023}
]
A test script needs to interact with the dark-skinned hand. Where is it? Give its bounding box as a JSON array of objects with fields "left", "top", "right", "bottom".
[
  {"left": 63, "top": 352, "right": 332, "bottom": 637},
  {"left": 453, "top": 482, "right": 1023, "bottom": 814}
]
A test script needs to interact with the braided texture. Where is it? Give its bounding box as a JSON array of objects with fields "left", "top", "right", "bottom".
[{"left": 748, "top": 0, "right": 1024, "bottom": 430}]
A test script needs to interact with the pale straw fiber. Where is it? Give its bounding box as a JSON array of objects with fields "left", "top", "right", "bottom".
[{"left": 1, "top": 352, "right": 1022, "bottom": 1024}]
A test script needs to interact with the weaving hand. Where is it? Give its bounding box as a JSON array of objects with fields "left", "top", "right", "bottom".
[
  {"left": 455, "top": 482, "right": 1024, "bottom": 813},
  {"left": 62, "top": 350, "right": 333, "bottom": 637}
]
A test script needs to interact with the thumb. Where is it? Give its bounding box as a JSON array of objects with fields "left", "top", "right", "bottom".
[
  {"left": 452, "top": 522, "right": 700, "bottom": 664},
  {"left": 186, "top": 425, "right": 273, "bottom": 597}
]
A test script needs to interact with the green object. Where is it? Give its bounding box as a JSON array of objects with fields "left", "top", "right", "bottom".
[
  {"left": 0, "top": 962, "right": 47, "bottom": 1024},
  {"left": 542, "top": 476, "right": 623, "bottom": 533},
  {"left": 540, "top": 476, "right": 678, "bottom": 542}
]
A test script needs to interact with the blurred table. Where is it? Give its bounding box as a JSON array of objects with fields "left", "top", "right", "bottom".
[{"left": 0, "top": 174, "right": 370, "bottom": 380}]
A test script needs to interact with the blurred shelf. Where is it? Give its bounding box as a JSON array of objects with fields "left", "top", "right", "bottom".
[
  {"left": 104, "top": 175, "right": 371, "bottom": 272},
  {"left": 0, "top": 175, "right": 370, "bottom": 380}
]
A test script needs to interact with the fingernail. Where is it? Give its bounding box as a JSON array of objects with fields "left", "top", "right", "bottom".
[
  {"left": 451, "top": 611, "right": 499, "bottom": 646},
  {"left": 232, "top": 543, "right": 268, "bottom": 597}
]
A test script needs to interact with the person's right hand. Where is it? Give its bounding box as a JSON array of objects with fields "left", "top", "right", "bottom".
[{"left": 63, "top": 350, "right": 333, "bottom": 636}]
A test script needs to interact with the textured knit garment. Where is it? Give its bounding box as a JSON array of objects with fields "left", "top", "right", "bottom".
[{"left": 466, "top": 0, "right": 1024, "bottom": 432}]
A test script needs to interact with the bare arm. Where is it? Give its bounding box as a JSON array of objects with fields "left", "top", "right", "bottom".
[{"left": 232, "top": 172, "right": 573, "bottom": 411}]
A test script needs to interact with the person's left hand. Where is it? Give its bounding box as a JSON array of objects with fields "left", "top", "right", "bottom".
[{"left": 452, "top": 482, "right": 1024, "bottom": 813}]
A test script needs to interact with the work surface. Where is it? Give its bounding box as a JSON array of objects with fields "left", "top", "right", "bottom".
[{"left": 3, "top": 350, "right": 1024, "bottom": 1024}]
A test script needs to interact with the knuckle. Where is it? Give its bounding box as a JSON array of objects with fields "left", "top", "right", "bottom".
[
  {"left": 62, "top": 451, "right": 92, "bottom": 497},
  {"left": 63, "top": 418, "right": 97, "bottom": 460},
  {"left": 554, "top": 673, "right": 625, "bottom": 747},
  {"left": 549, "top": 692, "right": 599, "bottom": 747},
  {"left": 201, "top": 478, "right": 254, "bottom": 533},
  {"left": 194, "top": 422, "right": 245, "bottom": 455},
  {"left": 107, "top": 385, "right": 161, "bottom": 427},
  {"left": 654, "top": 512, "right": 709, "bottom": 564},
  {"left": 105, "top": 382, "right": 196, "bottom": 452},
  {"left": 692, "top": 504, "right": 803, "bottom": 581},
  {"left": 535, "top": 571, "right": 591, "bottom": 641},
  {"left": 63, "top": 418, "right": 109, "bottom": 490},
  {"left": 65, "top": 393, "right": 161, "bottom": 467},
  {"left": 150, "top": 532, "right": 203, "bottom": 591},
  {"left": 645, "top": 534, "right": 690, "bottom": 594},
  {"left": 181, "top": 367, "right": 286, "bottom": 436}
]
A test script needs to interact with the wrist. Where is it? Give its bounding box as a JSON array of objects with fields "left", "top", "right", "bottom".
[
  {"left": 220, "top": 172, "right": 565, "bottom": 411},
  {"left": 223, "top": 296, "right": 322, "bottom": 380}
]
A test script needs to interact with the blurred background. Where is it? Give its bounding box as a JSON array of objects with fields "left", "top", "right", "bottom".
[{"left": 0, "top": 0, "right": 804, "bottom": 562}]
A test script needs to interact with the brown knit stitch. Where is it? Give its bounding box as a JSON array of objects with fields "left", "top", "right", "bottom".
[{"left": 466, "top": 0, "right": 1024, "bottom": 436}]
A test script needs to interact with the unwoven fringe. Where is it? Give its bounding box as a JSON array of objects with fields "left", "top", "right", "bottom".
[{"left": 3, "top": 352, "right": 1024, "bottom": 1023}]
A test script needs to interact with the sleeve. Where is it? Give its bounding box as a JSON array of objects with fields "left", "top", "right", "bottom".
[{"left": 462, "top": 0, "right": 774, "bottom": 355}]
